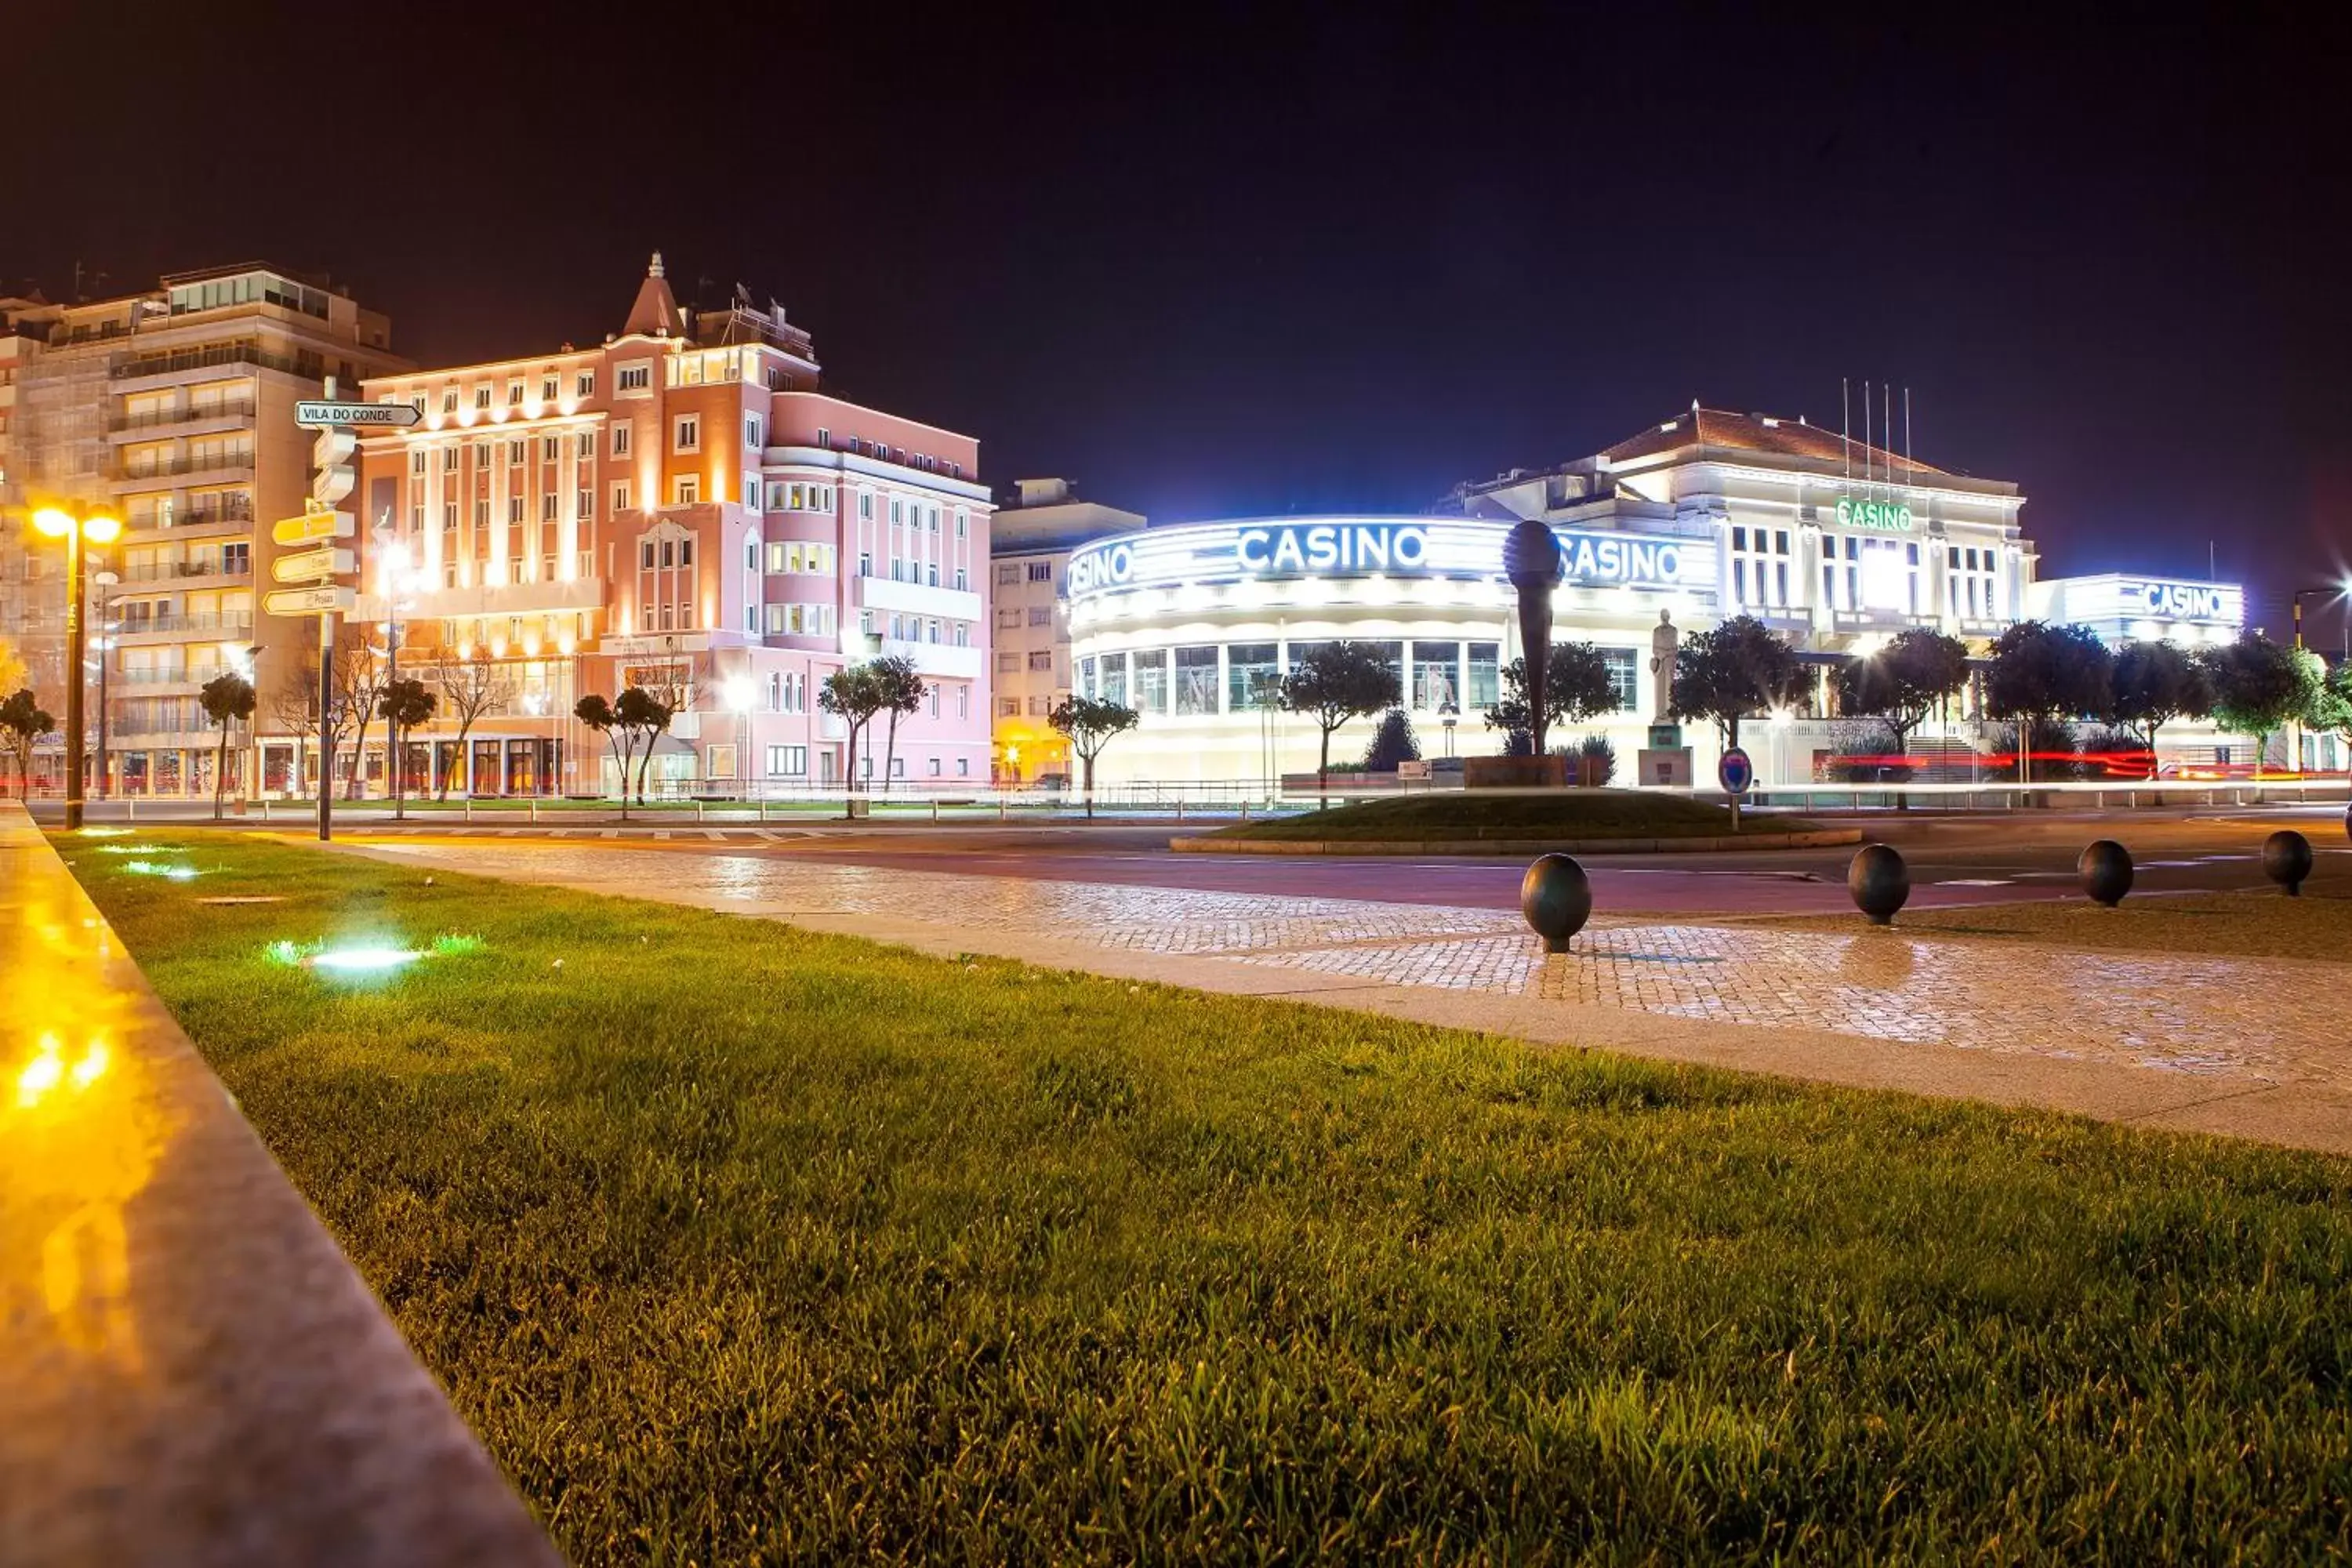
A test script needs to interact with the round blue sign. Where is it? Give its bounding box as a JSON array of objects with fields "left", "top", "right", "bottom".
[{"left": 1718, "top": 746, "right": 1755, "bottom": 796}]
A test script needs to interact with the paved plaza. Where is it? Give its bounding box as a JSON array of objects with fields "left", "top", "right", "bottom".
[{"left": 346, "top": 836, "right": 2352, "bottom": 1154}]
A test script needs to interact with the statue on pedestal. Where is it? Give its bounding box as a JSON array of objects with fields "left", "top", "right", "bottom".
[{"left": 1649, "top": 608, "right": 1679, "bottom": 717}]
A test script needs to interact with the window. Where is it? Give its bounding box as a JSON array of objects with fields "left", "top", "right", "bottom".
[
  {"left": 1026, "top": 561, "right": 1051, "bottom": 583},
  {"left": 1600, "top": 648, "right": 1639, "bottom": 712},
  {"left": 744, "top": 477, "right": 760, "bottom": 510},
  {"left": 956, "top": 513, "right": 967, "bottom": 539},
  {"left": 815, "top": 426, "right": 830, "bottom": 447},
  {"left": 442, "top": 501, "right": 458, "bottom": 530},
  {"left": 541, "top": 493, "right": 558, "bottom": 521},
  {"left": 746, "top": 539, "right": 760, "bottom": 572},
  {"left": 410, "top": 448, "right": 427, "bottom": 475},
  {"left": 508, "top": 496, "right": 525, "bottom": 524},
  {"left": 1228, "top": 643, "right": 1278, "bottom": 710},
  {"left": 441, "top": 387, "right": 459, "bottom": 414},
  {"left": 997, "top": 651, "right": 1020, "bottom": 673},
  {"left": 744, "top": 416, "right": 763, "bottom": 448},
  {"left": 766, "top": 745, "right": 807, "bottom": 777},
  {"left": 474, "top": 384, "right": 492, "bottom": 409},
  {"left": 997, "top": 697, "right": 1020, "bottom": 717},
  {"left": 1466, "top": 643, "right": 1501, "bottom": 710},
  {"left": 442, "top": 445, "right": 460, "bottom": 471},
  {"left": 927, "top": 758, "right": 942, "bottom": 777},
  {"left": 996, "top": 608, "right": 1021, "bottom": 630},
  {"left": 612, "top": 424, "right": 631, "bottom": 456},
  {"left": 956, "top": 687, "right": 969, "bottom": 719},
  {"left": 997, "top": 563, "right": 1021, "bottom": 586},
  {"left": 858, "top": 491, "right": 874, "bottom": 521},
  {"left": 673, "top": 474, "right": 700, "bottom": 505},
  {"left": 507, "top": 439, "right": 527, "bottom": 465},
  {"left": 542, "top": 435, "right": 560, "bottom": 460},
  {"left": 507, "top": 379, "right": 525, "bottom": 405},
  {"left": 613, "top": 481, "right": 632, "bottom": 512},
  {"left": 1411, "top": 644, "right": 1459, "bottom": 712},
  {"left": 1028, "top": 695, "right": 1051, "bottom": 717},
  {"left": 616, "top": 362, "right": 651, "bottom": 392},
  {"left": 576, "top": 369, "right": 596, "bottom": 397},
  {"left": 577, "top": 432, "right": 594, "bottom": 459},
  {"left": 673, "top": 415, "right": 699, "bottom": 452},
  {"left": 1026, "top": 651, "right": 1053, "bottom": 671},
  {"left": 1028, "top": 606, "right": 1051, "bottom": 626},
  {"left": 475, "top": 499, "right": 491, "bottom": 527}
]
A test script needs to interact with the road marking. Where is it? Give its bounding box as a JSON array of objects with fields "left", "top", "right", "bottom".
[{"left": 1934, "top": 878, "right": 2015, "bottom": 887}]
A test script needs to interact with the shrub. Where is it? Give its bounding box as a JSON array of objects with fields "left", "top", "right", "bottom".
[
  {"left": 1984, "top": 717, "right": 2086, "bottom": 782},
  {"left": 1824, "top": 720, "right": 1914, "bottom": 784},
  {"left": 1360, "top": 709, "right": 1421, "bottom": 772},
  {"left": 2076, "top": 725, "right": 2158, "bottom": 780},
  {"left": 1577, "top": 733, "right": 1617, "bottom": 787}
]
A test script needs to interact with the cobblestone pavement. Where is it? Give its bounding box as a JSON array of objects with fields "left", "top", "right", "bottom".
[{"left": 348, "top": 839, "right": 2352, "bottom": 1102}]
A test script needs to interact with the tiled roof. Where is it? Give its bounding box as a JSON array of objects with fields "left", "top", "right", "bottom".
[{"left": 1599, "top": 407, "right": 1949, "bottom": 477}]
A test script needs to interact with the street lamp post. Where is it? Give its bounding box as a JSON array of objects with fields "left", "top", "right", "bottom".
[
  {"left": 724, "top": 673, "right": 755, "bottom": 799},
  {"left": 377, "top": 542, "right": 426, "bottom": 796},
  {"left": 92, "top": 569, "right": 118, "bottom": 801},
  {"left": 32, "top": 504, "right": 122, "bottom": 829}
]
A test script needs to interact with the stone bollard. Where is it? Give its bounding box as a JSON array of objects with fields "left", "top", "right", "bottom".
[
  {"left": 2078, "top": 839, "right": 2133, "bottom": 906},
  {"left": 2343, "top": 801, "right": 2351, "bottom": 845},
  {"left": 1520, "top": 853, "right": 1592, "bottom": 953},
  {"left": 2263, "top": 829, "right": 2314, "bottom": 897},
  {"left": 1848, "top": 844, "right": 1910, "bottom": 926}
]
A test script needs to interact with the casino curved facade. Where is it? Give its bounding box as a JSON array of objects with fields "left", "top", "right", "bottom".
[{"left": 1057, "top": 408, "right": 2249, "bottom": 787}]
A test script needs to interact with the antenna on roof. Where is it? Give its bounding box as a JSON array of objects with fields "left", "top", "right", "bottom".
[
  {"left": 1904, "top": 386, "right": 1912, "bottom": 487},
  {"left": 1863, "top": 380, "right": 1872, "bottom": 491},
  {"left": 1842, "top": 378, "right": 1850, "bottom": 481}
]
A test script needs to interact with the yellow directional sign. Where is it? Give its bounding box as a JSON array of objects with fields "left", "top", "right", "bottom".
[
  {"left": 272, "top": 509, "right": 354, "bottom": 546},
  {"left": 263, "top": 585, "right": 357, "bottom": 617},
  {"left": 270, "top": 547, "right": 355, "bottom": 585}
]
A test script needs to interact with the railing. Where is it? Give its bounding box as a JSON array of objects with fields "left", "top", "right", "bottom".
[
  {"left": 113, "top": 667, "right": 200, "bottom": 685},
  {"left": 110, "top": 341, "right": 314, "bottom": 380},
  {"left": 132, "top": 503, "right": 256, "bottom": 532},
  {"left": 108, "top": 400, "right": 258, "bottom": 433},
  {"left": 114, "top": 613, "right": 253, "bottom": 636},
  {"left": 120, "top": 560, "right": 251, "bottom": 583},
  {"left": 116, "top": 452, "right": 256, "bottom": 480}
]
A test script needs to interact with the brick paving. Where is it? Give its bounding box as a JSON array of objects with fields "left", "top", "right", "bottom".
[{"left": 350, "top": 840, "right": 2352, "bottom": 1100}]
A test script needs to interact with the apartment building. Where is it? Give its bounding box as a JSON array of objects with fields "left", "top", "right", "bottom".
[
  {"left": 986, "top": 477, "right": 1144, "bottom": 783},
  {"left": 0, "top": 264, "right": 404, "bottom": 796},
  {"left": 340, "top": 255, "right": 993, "bottom": 795}
]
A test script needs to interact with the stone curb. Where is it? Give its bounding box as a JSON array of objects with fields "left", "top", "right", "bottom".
[{"left": 1168, "top": 828, "right": 1867, "bottom": 855}]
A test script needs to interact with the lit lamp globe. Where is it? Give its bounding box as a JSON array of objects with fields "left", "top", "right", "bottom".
[{"left": 724, "top": 676, "right": 756, "bottom": 713}]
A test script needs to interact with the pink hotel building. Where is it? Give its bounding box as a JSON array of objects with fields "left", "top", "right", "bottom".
[{"left": 347, "top": 256, "right": 992, "bottom": 793}]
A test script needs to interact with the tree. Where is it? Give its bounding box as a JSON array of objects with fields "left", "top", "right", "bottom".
[
  {"left": 614, "top": 685, "right": 673, "bottom": 805},
  {"left": 376, "top": 677, "right": 437, "bottom": 821},
  {"left": 2203, "top": 632, "right": 2324, "bottom": 773},
  {"left": 1483, "top": 641, "right": 1622, "bottom": 750},
  {"left": 1361, "top": 708, "right": 1421, "bottom": 772},
  {"left": 268, "top": 640, "right": 361, "bottom": 798},
  {"left": 1983, "top": 621, "right": 2114, "bottom": 786},
  {"left": 2310, "top": 661, "right": 2352, "bottom": 771},
  {"left": 335, "top": 633, "right": 389, "bottom": 800},
  {"left": 1279, "top": 641, "right": 1402, "bottom": 793},
  {"left": 2108, "top": 640, "right": 2212, "bottom": 762},
  {"left": 1669, "top": 615, "right": 1798, "bottom": 829},
  {"left": 820, "top": 662, "right": 890, "bottom": 815},
  {"left": 574, "top": 694, "right": 637, "bottom": 819},
  {"left": 430, "top": 648, "right": 515, "bottom": 798},
  {"left": 0, "top": 637, "right": 26, "bottom": 702},
  {"left": 869, "top": 654, "right": 927, "bottom": 793},
  {"left": 0, "top": 688, "right": 54, "bottom": 799},
  {"left": 1049, "top": 694, "right": 1141, "bottom": 816},
  {"left": 1836, "top": 627, "right": 1969, "bottom": 753},
  {"left": 198, "top": 672, "right": 256, "bottom": 821}
]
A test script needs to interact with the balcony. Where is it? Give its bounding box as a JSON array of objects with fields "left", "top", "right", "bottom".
[
  {"left": 112, "top": 667, "right": 201, "bottom": 687},
  {"left": 119, "top": 560, "right": 252, "bottom": 584},
  {"left": 114, "top": 452, "right": 257, "bottom": 482},
  {"left": 128, "top": 503, "right": 257, "bottom": 538},
  {"left": 108, "top": 399, "right": 258, "bottom": 436},
  {"left": 114, "top": 613, "right": 254, "bottom": 639},
  {"left": 877, "top": 638, "right": 982, "bottom": 681},
  {"left": 110, "top": 342, "right": 314, "bottom": 382},
  {"left": 851, "top": 573, "right": 982, "bottom": 622}
]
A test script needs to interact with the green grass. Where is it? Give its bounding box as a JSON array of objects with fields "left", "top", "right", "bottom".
[
  {"left": 60, "top": 830, "right": 2352, "bottom": 1563},
  {"left": 1762, "top": 890, "right": 2352, "bottom": 963},
  {"left": 1213, "top": 789, "right": 1828, "bottom": 841}
]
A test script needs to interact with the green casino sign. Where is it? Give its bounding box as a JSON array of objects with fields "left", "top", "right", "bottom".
[{"left": 1835, "top": 496, "right": 1915, "bottom": 532}]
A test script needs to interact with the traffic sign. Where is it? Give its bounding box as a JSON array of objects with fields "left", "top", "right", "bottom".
[
  {"left": 295, "top": 400, "right": 422, "bottom": 428},
  {"left": 1718, "top": 746, "right": 1755, "bottom": 796},
  {"left": 263, "top": 585, "right": 357, "bottom": 617},
  {"left": 270, "top": 547, "right": 355, "bottom": 584},
  {"left": 310, "top": 427, "right": 356, "bottom": 509},
  {"left": 271, "top": 509, "right": 354, "bottom": 546}
]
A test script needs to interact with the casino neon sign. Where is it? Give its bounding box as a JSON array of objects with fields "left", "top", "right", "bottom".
[
  {"left": 1066, "top": 518, "right": 1702, "bottom": 599},
  {"left": 1835, "top": 496, "right": 1915, "bottom": 532},
  {"left": 2123, "top": 580, "right": 2236, "bottom": 622}
]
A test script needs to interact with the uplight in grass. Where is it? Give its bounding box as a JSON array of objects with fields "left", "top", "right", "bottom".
[
  {"left": 430, "top": 933, "right": 485, "bottom": 956},
  {"left": 121, "top": 860, "right": 200, "bottom": 880},
  {"left": 309, "top": 946, "right": 425, "bottom": 972},
  {"left": 94, "top": 844, "right": 171, "bottom": 855}
]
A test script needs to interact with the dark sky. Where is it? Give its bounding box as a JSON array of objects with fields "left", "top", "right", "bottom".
[{"left": 11, "top": 2, "right": 2351, "bottom": 636}]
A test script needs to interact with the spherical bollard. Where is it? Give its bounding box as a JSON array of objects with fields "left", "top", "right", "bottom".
[
  {"left": 2263, "top": 829, "right": 2314, "bottom": 897},
  {"left": 2343, "top": 802, "right": 2351, "bottom": 845},
  {"left": 1520, "top": 853, "right": 1592, "bottom": 953},
  {"left": 1848, "top": 843, "right": 1910, "bottom": 926},
  {"left": 2078, "top": 839, "right": 2133, "bottom": 906}
]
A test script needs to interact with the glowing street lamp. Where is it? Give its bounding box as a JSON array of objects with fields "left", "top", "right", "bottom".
[
  {"left": 724, "top": 674, "right": 755, "bottom": 793},
  {"left": 31, "top": 503, "right": 124, "bottom": 828}
]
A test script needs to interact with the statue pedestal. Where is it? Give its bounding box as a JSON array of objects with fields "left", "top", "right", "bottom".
[
  {"left": 1464, "top": 755, "right": 1569, "bottom": 790},
  {"left": 1636, "top": 748, "right": 1693, "bottom": 787}
]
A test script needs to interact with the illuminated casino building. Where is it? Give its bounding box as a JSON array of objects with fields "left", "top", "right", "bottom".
[{"left": 1059, "top": 407, "right": 2246, "bottom": 786}]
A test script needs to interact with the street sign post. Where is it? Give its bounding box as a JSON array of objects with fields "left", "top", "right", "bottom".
[
  {"left": 270, "top": 548, "right": 355, "bottom": 585},
  {"left": 263, "top": 585, "right": 358, "bottom": 616},
  {"left": 294, "top": 400, "right": 422, "bottom": 429},
  {"left": 1717, "top": 746, "right": 1755, "bottom": 796},
  {"left": 271, "top": 509, "right": 355, "bottom": 546}
]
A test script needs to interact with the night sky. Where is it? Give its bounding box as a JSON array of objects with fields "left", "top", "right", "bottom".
[{"left": 11, "top": 4, "right": 2350, "bottom": 636}]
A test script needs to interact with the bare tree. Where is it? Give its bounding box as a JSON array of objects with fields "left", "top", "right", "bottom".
[
  {"left": 430, "top": 647, "right": 515, "bottom": 798},
  {"left": 267, "top": 641, "right": 359, "bottom": 799},
  {"left": 335, "top": 632, "right": 389, "bottom": 800}
]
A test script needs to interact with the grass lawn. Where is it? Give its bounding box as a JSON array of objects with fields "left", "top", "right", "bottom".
[
  {"left": 61, "top": 830, "right": 2352, "bottom": 1563},
  {"left": 1211, "top": 789, "right": 1828, "bottom": 841},
  {"left": 1760, "top": 889, "right": 2352, "bottom": 964}
]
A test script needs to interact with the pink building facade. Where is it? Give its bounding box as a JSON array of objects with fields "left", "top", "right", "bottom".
[{"left": 343, "top": 256, "right": 993, "bottom": 795}]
